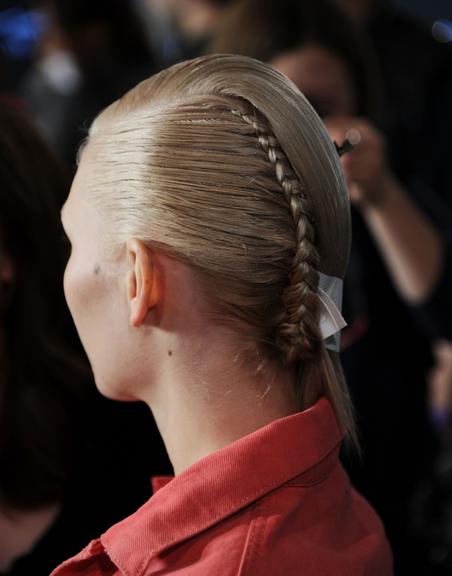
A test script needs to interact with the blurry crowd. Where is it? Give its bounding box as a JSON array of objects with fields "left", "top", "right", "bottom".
[{"left": 0, "top": 0, "right": 451, "bottom": 574}]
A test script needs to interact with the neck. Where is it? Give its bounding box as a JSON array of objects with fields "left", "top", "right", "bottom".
[{"left": 141, "top": 335, "right": 300, "bottom": 475}]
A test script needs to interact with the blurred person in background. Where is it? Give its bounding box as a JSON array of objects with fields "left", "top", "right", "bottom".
[
  {"left": 411, "top": 339, "right": 452, "bottom": 574},
  {"left": 0, "top": 100, "right": 82, "bottom": 574},
  {"left": 337, "top": 0, "right": 452, "bottom": 213},
  {"left": 163, "top": 0, "right": 231, "bottom": 60},
  {"left": 286, "top": 2, "right": 452, "bottom": 571},
  {"left": 0, "top": 102, "right": 170, "bottom": 576},
  {"left": 20, "top": 0, "right": 155, "bottom": 169},
  {"left": 0, "top": 100, "right": 89, "bottom": 574},
  {"left": 136, "top": 0, "right": 233, "bottom": 67},
  {"left": 210, "top": 0, "right": 452, "bottom": 572}
]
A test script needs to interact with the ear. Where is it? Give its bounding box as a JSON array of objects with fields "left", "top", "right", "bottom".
[{"left": 126, "top": 238, "right": 161, "bottom": 327}]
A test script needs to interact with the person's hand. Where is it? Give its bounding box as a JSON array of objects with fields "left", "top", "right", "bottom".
[{"left": 323, "top": 116, "right": 393, "bottom": 210}]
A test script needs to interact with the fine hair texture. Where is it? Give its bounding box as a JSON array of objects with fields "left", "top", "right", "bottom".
[{"left": 88, "top": 54, "right": 357, "bottom": 446}]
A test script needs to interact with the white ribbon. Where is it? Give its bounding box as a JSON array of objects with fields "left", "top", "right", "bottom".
[{"left": 318, "top": 273, "right": 347, "bottom": 352}]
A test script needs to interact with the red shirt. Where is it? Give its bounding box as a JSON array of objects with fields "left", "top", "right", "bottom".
[{"left": 51, "top": 398, "right": 392, "bottom": 575}]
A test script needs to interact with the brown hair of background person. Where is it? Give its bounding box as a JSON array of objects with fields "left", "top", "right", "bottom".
[
  {"left": 0, "top": 102, "right": 172, "bottom": 576},
  {"left": 210, "top": 0, "right": 379, "bottom": 120},
  {"left": 0, "top": 102, "right": 89, "bottom": 515}
]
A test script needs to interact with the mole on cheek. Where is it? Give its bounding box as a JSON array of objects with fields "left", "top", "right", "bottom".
[
  {"left": 168, "top": 350, "right": 173, "bottom": 357},
  {"left": 93, "top": 264, "right": 101, "bottom": 275}
]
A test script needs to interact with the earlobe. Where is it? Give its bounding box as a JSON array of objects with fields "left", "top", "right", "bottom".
[{"left": 126, "top": 238, "right": 161, "bottom": 327}]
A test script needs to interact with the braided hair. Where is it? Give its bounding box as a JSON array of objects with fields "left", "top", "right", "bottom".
[
  {"left": 231, "top": 106, "right": 322, "bottom": 365},
  {"left": 87, "top": 54, "right": 357, "bottom": 447}
]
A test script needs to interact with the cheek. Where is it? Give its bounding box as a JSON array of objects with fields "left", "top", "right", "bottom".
[
  {"left": 63, "top": 254, "right": 136, "bottom": 400},
  {"left": 63, "top": 253, "right": 103, "bottom": 342},
  {"left": 63, "top": 257, "right": 76, "bottom": 318},
  {"left": 64, "top": 255, "right": 87, "bottom": 324}
]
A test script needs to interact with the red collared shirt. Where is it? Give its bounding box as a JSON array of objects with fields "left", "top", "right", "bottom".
[{"left": 51, "top": 398, "right": 392, "bottom": 575}]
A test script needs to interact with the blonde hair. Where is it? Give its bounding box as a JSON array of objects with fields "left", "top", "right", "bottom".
[{"left": 87, "top": 54, "right": 356, "bottom": 446}]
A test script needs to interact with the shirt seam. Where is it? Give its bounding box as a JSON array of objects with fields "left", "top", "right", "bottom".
[
  {"left": 103, "top": 543, "right": 132, "bottom": 576},
  {"left": 237, "top": 501, "right": 268, "bottom": 576}
]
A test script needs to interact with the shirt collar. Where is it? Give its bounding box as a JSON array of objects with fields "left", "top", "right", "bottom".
[{"left": 101, "top": 397, "right": 342, "bottom": 574}]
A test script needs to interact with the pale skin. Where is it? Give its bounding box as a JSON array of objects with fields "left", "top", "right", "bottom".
[
  {"left": 61, "top": 142, "right": 300, "bottom": 475},
  {"left": 272, "top": 45, "right": 445, "bottom": 305}
]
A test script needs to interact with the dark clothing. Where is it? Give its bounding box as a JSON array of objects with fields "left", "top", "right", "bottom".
[
  {"left": 4, "top": 395, "right": 171, "bottom": 576},
  {"left": 413, "top": 242, "right": 452, "bottom": 341},
  {"left": 341, "top": 6, "right": 452, "bottom": 573},
  {"left": 341, "top": 207, "right": 434, "bottom": 573},
  {"left": 369, "top": 3, "right": 452, "bottom": 205}
]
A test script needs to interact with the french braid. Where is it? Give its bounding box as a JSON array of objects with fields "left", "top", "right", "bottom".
[
  {"left": 231, "top": 106, "right": 322, "bottom": 365},
  {"left": 92, "top": 53, "right": 357, "bottom": 444}
]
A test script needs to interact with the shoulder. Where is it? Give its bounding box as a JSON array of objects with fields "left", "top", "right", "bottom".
[
  {"left": 149, "top": 464, "right": 392, "bottom": 575},
  {"left": 239, "top": 466, "right": 392, "bottom": 575}
]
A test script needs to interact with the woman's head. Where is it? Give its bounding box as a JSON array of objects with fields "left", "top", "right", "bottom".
[{"left": 63, "top": 54, "right": 355, "bottom": 441}]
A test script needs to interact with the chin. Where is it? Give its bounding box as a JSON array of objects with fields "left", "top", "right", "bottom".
[{"left": 93, "top": 373, "right": 137, "bottom": 402}]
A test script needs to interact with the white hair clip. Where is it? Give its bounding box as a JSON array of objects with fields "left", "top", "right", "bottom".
[{"left": 318, "top": 273, "right": 347, "bottom": 352}]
